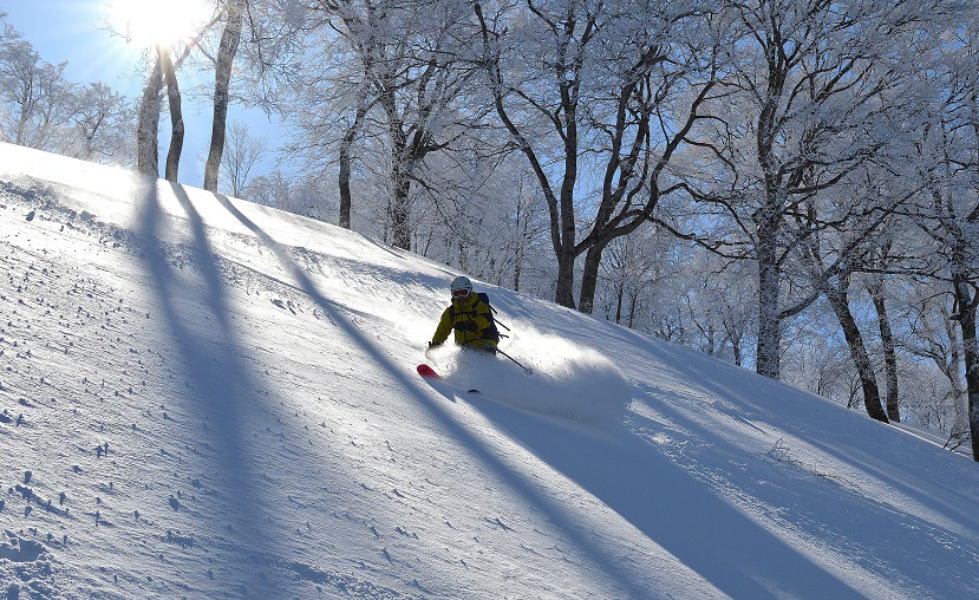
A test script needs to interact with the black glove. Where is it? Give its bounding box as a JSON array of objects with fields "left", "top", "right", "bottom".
[{"left": 454, "top": 320, "right": 476, "bottom": 332}]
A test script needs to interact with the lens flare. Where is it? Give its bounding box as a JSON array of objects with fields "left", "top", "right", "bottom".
[{"left": 107, "top": 0, "right": 213, "bottom": 49}]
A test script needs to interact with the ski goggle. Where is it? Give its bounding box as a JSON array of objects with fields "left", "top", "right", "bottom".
[{"left": 451, "top": 288, "right": 470, "bottom": 298}]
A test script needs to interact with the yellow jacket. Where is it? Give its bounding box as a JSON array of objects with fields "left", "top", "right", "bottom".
[{"left": 431, "top": 292, "right": 499, "bottom": 350}]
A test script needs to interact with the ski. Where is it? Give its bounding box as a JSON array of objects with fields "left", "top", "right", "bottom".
[
  {"left": 417, "top": 364, "right": 479, "bottom": 393},
  {"left": 417, "top": 364, "right": 439, "bottom": 378}
]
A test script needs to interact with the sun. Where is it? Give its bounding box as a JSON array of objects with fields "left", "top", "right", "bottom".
[{"left": 107, "top": 0, "right": 213, "bottom": 49}]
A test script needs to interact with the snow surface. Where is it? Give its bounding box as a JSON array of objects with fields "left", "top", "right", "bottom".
[{"left": 0, "top": 142, "right": 977, "bottom": 599}]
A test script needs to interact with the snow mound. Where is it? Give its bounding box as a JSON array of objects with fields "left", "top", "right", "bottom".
[
  {"left": 432, "top": 327, "right": 631, "bottom": 423},
  {"left": 0, "top": 531, "right": 59, "bottom": 599}
]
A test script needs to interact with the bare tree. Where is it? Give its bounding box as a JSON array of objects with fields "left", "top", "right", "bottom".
[
  {"left": 599, "top": 227, "right": 677, "bottom": 329},
  {"left": 689, "top": 0, "right": 941, "bottom": 380},
  {"left": 159, "top": 47, "right": 185, "bottom": 181},
  {"left": 917, "top": 155, "right": 979, "bottom": 460},
  {"left": 904, "top": 289, "right": 968, "bottom": 437},
  {"left": 135, "top": 52, "right": 164, "bottom": 176},
  {"left": 301, "top": 0, "right": 484, "bottom": 249},
  {"left": 244, "top": 170, "right": 337, "bottom": 220},
  {"left": 903, "top": 16, "right": 979, "bottom": 458},
  {"left": 863, "top": 245, "right": 902, "bottom": 422},
  {"left": 474, "top": 0, "right": 721, "bottom": 310},
  {"left": 337, "top": 82, "right": 371, "bottom": 229},
  {"left": 221, "top": 120, "right": 266, "bottom": 195},
  {"left": 129, "top": 15, "right": 219, "bottom": 177},
  {"left": 204, "top": 0, "right": 244, "bottom": 191},
  {"left": 864, "top": 278, "right": 900, "bottom": 422},
  {"left": 68, "top": 83, "right": 133, "bottom": 163},
  {"left": 0, "top": 18, "right": 131, "bottom": 163},
  {"left": 0, "top": 36, "right": 73, "bottom": 150}
]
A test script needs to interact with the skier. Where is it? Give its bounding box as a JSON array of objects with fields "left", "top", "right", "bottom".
[{"left": 428, "top": 276, "right": 499, "bottom": 354}]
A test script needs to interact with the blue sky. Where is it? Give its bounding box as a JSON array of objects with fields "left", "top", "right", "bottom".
[
  {"left": 2, "top": 1, "right": 141, "bottom": 93},
  {"left": 1, "top": 0, "right": 282, "bottom": 188}
]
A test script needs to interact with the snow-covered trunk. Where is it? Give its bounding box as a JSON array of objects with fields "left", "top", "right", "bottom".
[
  {"left": 160, "top": 48, "right": 184, "bottom": 182},
  {"left": 551, "top": 13, "right": 582, "bottom": 310},
  {"left": 755, "top": 219, "right": 781, "bottom": 379},
  {"left": 12, "top": 70, "right": 37, "bottom": 146},
  {"left": 15, "top": 96, "right": 32, "bottom": 146},
  {"left": 82, "top": 125, "right": 98, "bottom": 161},
  {"left": 750, "top": 16, "right": 792, "bottom": 379},
  {"left": 952, "top": 274, "right": 979, "bottom": 461},
  {"left": 204, "top": 1, "right": 243, "bottom": 192},
  {"left": 704, "top": 325, "right": 718, "bottom": 356},
  {"left": 380, "top": 85, "right": 412, "bottom": 250},
  {"left": 962, "top": 312, "right": 979, "bottom": 462},
  {"left": 731, "top": 335, "right": 743, "bottom": 367},
  {"left": 474, "top": 0, "right": 578, "bottom": 308},
  {"left": 136, "top": 55, "right": 163, "bottom": 177},
  {"left": 389, "top": 161, "right": 412, "bottom": 250},
  {"left": 867, "top": 279, "right": 900, "bottom": 422},
  {"left": 338, "top": 93, "right": 369, "bottom": 230},
  {"left": 947, "top": 321, "right": 970, "bottom": 440},
  {"left": 826, "top": 283, "right": 889, "bottom": 423}
]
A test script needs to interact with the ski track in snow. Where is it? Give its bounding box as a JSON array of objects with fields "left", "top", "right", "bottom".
[{"left": 0, "top": 144, "right": 978, "bottom": 600}]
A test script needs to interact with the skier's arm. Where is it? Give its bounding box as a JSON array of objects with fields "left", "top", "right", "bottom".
[{"left": 431, "top": 308, "right": 453, "bottom": 346}]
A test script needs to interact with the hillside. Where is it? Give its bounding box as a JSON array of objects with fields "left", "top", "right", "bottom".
[{"left": 1, "top": 142, "right": 978, "bottom": 600}]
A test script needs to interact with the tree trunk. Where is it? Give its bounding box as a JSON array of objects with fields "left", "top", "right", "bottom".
[
  {"left": 826, "top": 284, "right": 889, "bottom": 423},
  {"left": 731, "top": 334, "right": 743, "bottom": 367},
  {"left": 945, "top": 321, "right": 970, "bottom": 439},
  {"left": 961, "top": 312, "right": 979, "bottom": 462},
  {"left": 554, "top": 250, "right": 576, "bottom": 309},
  {"left": 474, "top": 0, "right": 580, "bottom": 310},
  {"left": 338, "top": 95, "right": 369, "bottom": 229},
  {"left": 389, "top": 161, "right": 412, "bottom": 250},
  {"left": 512, "top": 244, "right": 523, "bottom": 292},
  {"left": 866, "top": 278, "right": 900, "bottom": 422},
  {"left": 338, "top": 136, "right": 355, "bottom": 229},
  {"left": 755, "top": 228, "right": 781, "bottom": 379},
  {"left": 15, "top": 102, "right": 30, "bottom": 146},
  {"left": 614, "top": 284, "right": 624, "bottom": 324},
  {"left": 551, "top": 146, "right": 577, "bottom": 309},
  {"left": 952, "top": 276, "right": 979, "bottom": 461},
  {"left": 379, "top": 82, "right": 413, "bottom": 250},
  {"left": 204, "top": 1, "right": 243, "bottom": 192},
  {"left": 136, "top": 54, "right": 164, "bottom": 177},
  {"left": 578, "top": 242, "right": 607, "bottom": 314},
  {"left": 338, "top": 142, "right": 354, "bottom": 229},
  {"left": 159, "top": 47, "right": 184, "bottom": 182}
]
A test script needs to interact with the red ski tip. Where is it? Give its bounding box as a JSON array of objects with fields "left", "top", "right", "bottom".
[{"left": 416, "top": 364, "right": 439, "bottom": 378}]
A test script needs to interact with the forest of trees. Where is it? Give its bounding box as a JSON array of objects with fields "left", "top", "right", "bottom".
[{"left": 1, "top": 1, "right": 977, "bottom": 461}]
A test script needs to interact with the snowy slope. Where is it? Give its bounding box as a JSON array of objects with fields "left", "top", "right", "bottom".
[{"left": 0, "top": 142, "right": 977, "bottom": 600}]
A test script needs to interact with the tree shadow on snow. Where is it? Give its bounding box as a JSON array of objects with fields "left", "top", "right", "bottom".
[
  {"left": 211, "top": 194, "right": 661, "bottom": 598},
  {"left": 598, "top": 325, "right": 979, "bottom": 596},
  {"left": 454, "top": 388, "right": 872, "bottom": 599},
  {"left": 133, "top": 181, "right": 312, "bottom": 597},
  {"left": 614, "top": 326, "right": 979, "bottom": 532}
]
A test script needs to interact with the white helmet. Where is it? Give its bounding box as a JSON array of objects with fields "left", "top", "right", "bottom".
[{"left": 450, "top": 276, "right": 472, "bottom": 298}]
